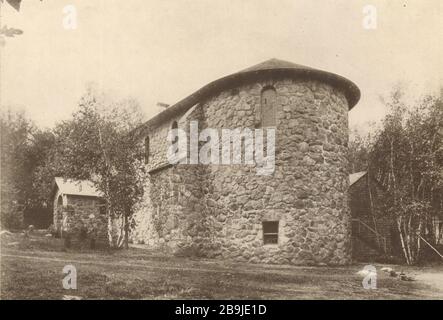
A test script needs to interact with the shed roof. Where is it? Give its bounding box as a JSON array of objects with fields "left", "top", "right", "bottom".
[
  {"left": 349, "top": 171, "right": 367, "bottom": 186},
  {"left": 53, "top": 177, "right": 103, "bottom": 198},
  {"left": 133, "top": 58, "right": 360, "bottom": 136}
]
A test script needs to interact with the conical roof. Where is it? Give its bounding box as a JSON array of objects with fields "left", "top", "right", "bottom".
[
  {"left": 136, "top": 58, "right": 360, "bottom": 133},
  {"left": 238, "top": 58, "right": 314, "bottom": 73},
  {"left": 235, "top": 58, "right": 359, "bottom": 107}
]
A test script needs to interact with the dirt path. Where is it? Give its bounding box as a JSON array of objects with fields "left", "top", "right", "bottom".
[
  {"left": 0, "top": 250, "right": 352, "bottom": 279},
  {"left": 2, "top": 233, "right": 442, "bottom": 299},
  {"left": 1, "top": 252, "right": 266, "bottom": 275},
  {"left": 1, "top": 250, "right": 372, "bottom": 299},
  {"left": 415, "top": 273, "right": 443, "bottom": 294}
]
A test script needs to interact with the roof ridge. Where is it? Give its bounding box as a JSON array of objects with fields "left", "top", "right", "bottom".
[{"left": 53, "top": 177, "right": 103, "bottom": 198}]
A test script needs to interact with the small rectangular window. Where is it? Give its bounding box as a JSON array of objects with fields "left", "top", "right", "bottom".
[{"left": 263, "top": 221, "right": 279, "bottom": 245}]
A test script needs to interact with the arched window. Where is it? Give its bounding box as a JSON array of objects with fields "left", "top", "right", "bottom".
[
  {"left": 171, "top": 121, "right": 180, "bottom": 158},
  {"left": 171, "top": 121, "right": 179, "bottom": 144},
  {"left": 144, "top": 136, "right": 150, "bottom": 164},
  {"left": 57, "top": 195, "right": 63, "bottom": 207},
  {"left": 260, "top": 86, "right": 277, "bottom": 127}
]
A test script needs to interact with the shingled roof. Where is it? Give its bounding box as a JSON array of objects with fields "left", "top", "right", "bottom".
[
  {"left": 239, "top": 58, "right": 315, "bottom": 73},
  {"left": 134, "top": 58, "right": 360, "bottom": 136}
]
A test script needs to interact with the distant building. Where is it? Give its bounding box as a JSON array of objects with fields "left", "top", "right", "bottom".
[
  {"left": 52, "top": 177, "right": 107, "bottom": 245},
  {"left": 349, "top": 171, "right": 443, "bottom": 261},
  {"left": 349, "top": 171, "right": 396, "bottom": 261}
]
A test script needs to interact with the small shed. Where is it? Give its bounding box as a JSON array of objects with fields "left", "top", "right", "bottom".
[
  {"left": 52, "top": 177, "right": 107, "bottom": 246},
  {"left": 349, "top": 171, "right": 443, "bottom": 261}
]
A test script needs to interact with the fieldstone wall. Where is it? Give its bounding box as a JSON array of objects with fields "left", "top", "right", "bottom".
[
  {"left": 132, "top": 77, "right": 352, "bottom": 265},
  {"left": 131, "top": 105, "right": 215, "bottom": 253},
  {"left": 144, "top": 113, "right": 187, "bottom": 170},
  {"left": 54, "top": 195, "right": 107, "bottom": 246}
]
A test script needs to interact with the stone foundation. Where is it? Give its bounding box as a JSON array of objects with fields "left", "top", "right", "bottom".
[{"left": 54, "top": 195, "right": 108, "bottom": 246}]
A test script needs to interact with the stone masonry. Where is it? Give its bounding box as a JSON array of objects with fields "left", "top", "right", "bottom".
[
  {"left": 52, "top": 178, "right": 107, "bottom": 246},
  {"left": 131, "top": 59, "right": 360, "bottom": 265}
]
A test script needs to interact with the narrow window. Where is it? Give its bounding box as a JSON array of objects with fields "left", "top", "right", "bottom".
[
  {"left": 171, "top": 121, "right": 178, "bottom": 144},
  {"left": 144, "top": 136, "right": 150, "bottom": 164},
  {"left": 260, "top": 86, "right": 277, "bottom": 127},
  {"left": 263, "top": 221, "right": 279, "bottom": 244},
  {"left": 57, "top": 195, "right": 63, "bottom": 207},
  {"left": 171, "top": 121, "right": 180, "bottom": 157}
]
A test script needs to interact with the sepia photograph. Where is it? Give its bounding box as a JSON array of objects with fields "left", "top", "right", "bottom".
[{"left": 0, "top": 0, "right": 442, "bottom": 307}]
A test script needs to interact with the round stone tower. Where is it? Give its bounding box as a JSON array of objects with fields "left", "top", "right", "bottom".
[{"left": 132, "top": 58, "right": 360, "bottom": 266}]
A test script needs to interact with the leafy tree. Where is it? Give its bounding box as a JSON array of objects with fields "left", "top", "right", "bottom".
[
  {"left": 349, "top": 129, "right": 371, "bottom": 173},
  {"left": 0, "top": 110, "right": 54, "bottom": 229},
  {"left": 46, "top": 86, "right": 145, "bottom": 248},
  {"left": 367, "top": 88, "right": 442, "bottom": 264}
]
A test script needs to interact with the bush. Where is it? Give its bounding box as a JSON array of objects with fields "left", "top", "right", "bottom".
[{"left": 1, "top": 203, "right": 24, "bottom": 230}]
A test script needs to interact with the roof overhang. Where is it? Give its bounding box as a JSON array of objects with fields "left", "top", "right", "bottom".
[{"left": 133, "top": 59, "right": 360, "bottom": 137}]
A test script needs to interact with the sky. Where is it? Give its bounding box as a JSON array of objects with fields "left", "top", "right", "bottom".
[{"left": 1, "top": 0, "right": 442, "bottom": 133}]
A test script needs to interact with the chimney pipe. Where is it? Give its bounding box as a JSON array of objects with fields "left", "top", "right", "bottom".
[{"left": 157, "top": 102, "right": 170, "bottom": 108}]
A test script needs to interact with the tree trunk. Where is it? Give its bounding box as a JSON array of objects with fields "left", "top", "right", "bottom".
[
  {"left": 416, "top": 220, "right": 422, "bottom": 262},
  {"left": 115, "top": 215, "right": 124, "bottom": 248},
  {"left": 98, "top": 125, "right": 114, "bottom": 248},
  {"left": 107, "top": 209, "right": 115, "bottom": 248},
  {"left": 397, "top": 217, "right": 410, "bottom": 265},
  {"left": 406, "top": 214, "right": 413, "bottom": 263},
  {"left": 124, "top": 213, "right": 129, "bottom": 249},
  {"left": 367, "top": 168, "right": 379, "bottom": 247}
]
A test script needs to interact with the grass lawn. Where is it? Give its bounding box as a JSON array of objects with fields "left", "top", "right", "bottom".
[{"left": 1, "top": 231, "right": 442, "bottom": 300}]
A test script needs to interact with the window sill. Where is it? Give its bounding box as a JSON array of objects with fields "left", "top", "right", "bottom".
[{"left": 263, "top": 243, "right": 279, "bottom": 248}]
